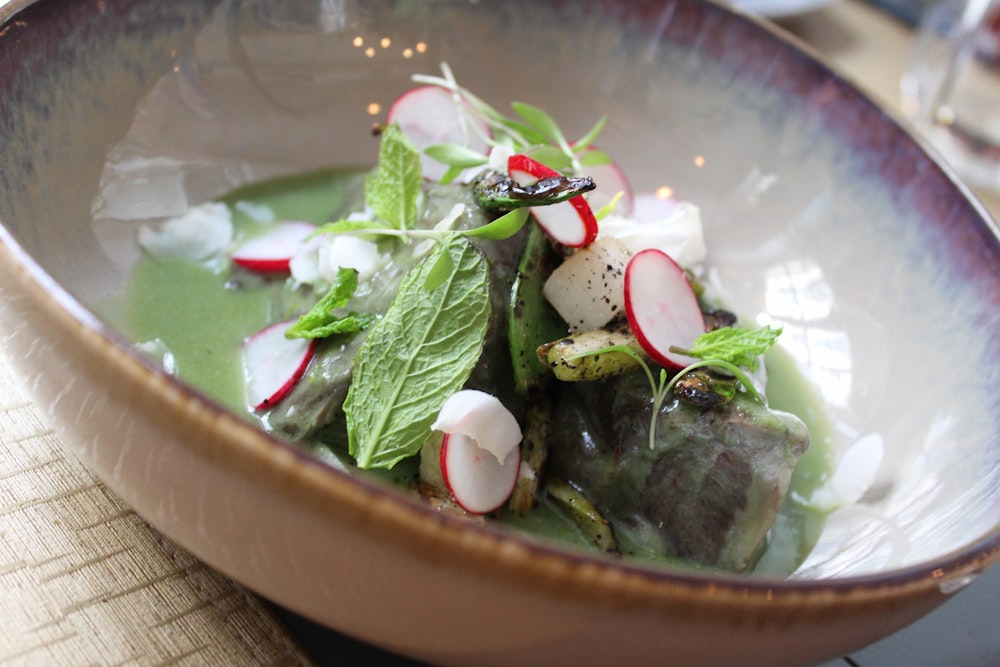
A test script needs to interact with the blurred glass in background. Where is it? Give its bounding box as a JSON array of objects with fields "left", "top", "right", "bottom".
[{"left": 902, "top": 0, "right": 1000, "bottom": 192}]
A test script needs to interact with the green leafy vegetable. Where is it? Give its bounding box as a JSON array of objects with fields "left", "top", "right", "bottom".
[
  {"left": 423, "top": 143, "right": 490, "bottom": 169},
  {"left": 459, "top": 208, "right": 530, "bottom": 240},
  {"left": 670, "top": 325, "right": 783, "bottom": 372},
  {"left": 577, "top": 149, "right": 613, "bottom": 167},
  {"left": 345, "top": 235, "right": 492, "bottom": 469},
  {"left": 313, "top": 218, "right": 389, "bottom": 237},
  {"left": 511, "top": 101, "right": 567, "bottom": 147},
  {"left": 365, "top": 123, "right": 423, "bottom": 230},
  {"left": 573, "top": 116, "right": 609, "bottom": 153},
  {"left": 411, "top": 64, "right": 607, "bottom": 176},
  {"left": 567, "top": 325, "right": 783, "bottom": 450},
  {"left": 285, "top": 268, "right": 376, "bottom": 340}
]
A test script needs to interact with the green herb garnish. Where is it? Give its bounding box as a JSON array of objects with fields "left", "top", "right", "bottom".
[
  {"left": 345, "top": 235, "right": 492, "bottom": 469},
  {"left": 364, "top": 123, "right": 423, "bottom": 230},
  {"left": 669, "top": 325, "right": 782, "bottom": 372},
  {"left": 568, "top": 325, "right": 783, "bottom": 450},
  {"left": 285, "top": 267, "right": 376, "bottom": 340},
  {"left": 412, "top": 63, "right": 610, "bottom": 178}
]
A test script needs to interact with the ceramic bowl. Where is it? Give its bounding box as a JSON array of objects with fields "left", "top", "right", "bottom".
[{"left": 1, "top": 1, "right": 999, "bottom": 665}]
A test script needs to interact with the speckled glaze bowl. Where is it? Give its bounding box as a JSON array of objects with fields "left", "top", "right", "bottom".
[{"left": 1, "top": 1, "right": 998, "bottom": 665}]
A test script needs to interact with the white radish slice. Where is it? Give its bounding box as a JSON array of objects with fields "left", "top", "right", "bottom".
[
  {"left": 231, "top": 221, "right": 317, "bottom": 274},
  {"left": 508, "top": 154, "right": 597, "bottom": 248},
  {"left": 580, "top": 152, "right": 634, "bottom": 216},
  {"left": 623, "top": 249, "right": 705, "bottom": 370},
  {"left": 432, "top": 389, "right": 522, "bottom": 514},
  {"left": 387, "top": 85, "right": 491, "bottom": 183},
  {"left": 242, "top": 319, "right": 316, "bottom": 411}
]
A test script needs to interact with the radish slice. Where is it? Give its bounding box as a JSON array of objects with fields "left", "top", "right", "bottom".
[
  {"left": 439, "top": 433, "right": 521, "bottom": 515},
  {"left": 580, "top": 152, "right": 634, "bottom": 216},
  {"left": 387, "top": 85, "right": 491, "bottom": 183},
  {"left": 432, "top": 390, "right": 522, "bottom": 514},
  {"left": 623, "top": 249, "right": 705, "bottom": 370},
  {"left": 231, "top": 221, "right": 317, "bottom": 274},
  {"left": 508, "top": 154, "right": 598, "bottom": 248},
  {"left": 242, "top": 319, "right": 316, "bottom": 411}
]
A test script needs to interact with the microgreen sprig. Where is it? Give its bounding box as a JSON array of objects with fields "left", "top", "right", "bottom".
[{"left": 412, "top": 63, "right": 610, "bottom": 179}]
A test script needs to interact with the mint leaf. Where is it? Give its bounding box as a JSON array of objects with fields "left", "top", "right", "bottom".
[
  {"left": 285, "top": 267, "right": 375, "bottom": 340},
  {"left": 670, "top": 325, "right": 782, "bottom": 372},
  {"left": 365, "top": 123, "right": 422, "bottom": 230},
  {"left": 345, "top": 235, "right": 491, "bottom": 469}
]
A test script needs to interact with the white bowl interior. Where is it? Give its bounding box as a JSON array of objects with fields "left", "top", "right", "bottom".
[{"left": 2, "top": 0, "right": 999, "bottom": 581}]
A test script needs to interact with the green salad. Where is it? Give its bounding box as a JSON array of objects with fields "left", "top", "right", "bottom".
[{"left": 107, "top": 65, "right": 835, "bottom": 575}]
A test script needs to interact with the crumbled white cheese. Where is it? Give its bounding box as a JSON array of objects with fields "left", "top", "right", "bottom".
[
  {"left": 808, "top": 433, "right": 884, "bottom": 511},
  {"left": 318, "top": 236, "right": 382, "bottom": 282},
  {"left": 137, "top": 201, "right": 233, "bottom": 261},
  {"left": 543, "top": 237, "right": 630, "bottom": 332},
  {"left": 487, "top": 145, "right": 515, "bottom": 172},
  {"left": 290, "top": 231, "right": 382, "bottom": 285},
  {"left": 598, "top": 201, "right": 707, "bottom": 273}
]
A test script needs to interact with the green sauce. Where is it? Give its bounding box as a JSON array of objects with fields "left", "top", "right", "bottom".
[{"left": 96, "top": 168, "right": 832, "bottom": 576}]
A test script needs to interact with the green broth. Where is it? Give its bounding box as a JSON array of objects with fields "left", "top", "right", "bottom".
[{"left": 98, "top": 169, "right": 832, "bottom": 575}]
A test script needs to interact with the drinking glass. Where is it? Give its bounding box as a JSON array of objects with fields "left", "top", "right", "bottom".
[{"left": 901, "top": 0, "right": 1000, "bottom": 191}]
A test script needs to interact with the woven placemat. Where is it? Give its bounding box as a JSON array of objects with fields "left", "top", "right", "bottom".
[{"left": 0, "top": 352, "right": 315, "bottom": 666}]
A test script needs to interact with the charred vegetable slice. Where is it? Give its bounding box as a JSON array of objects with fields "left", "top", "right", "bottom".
[
  {"left": 546, "top": 477, "right": 619, "bottom": 555},
  {"left": 537, "top": 323, "right": 647, "bottom": 382},
  {"left": 508, "top": 224, "right": 569, "bottom": 395}
]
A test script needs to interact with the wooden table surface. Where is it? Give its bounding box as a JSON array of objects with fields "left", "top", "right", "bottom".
[{"left": 1, "top": 2, "right": 997, "bottom": 666}]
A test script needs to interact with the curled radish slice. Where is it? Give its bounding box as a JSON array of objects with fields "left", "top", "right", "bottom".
[
  {"left": 623, "top": 249, "right": 705, "bottom": 370},
  {"left": 580, "top": 153, "right": 634, "bottom": 216},
  {"left": 231, "top": 221, "right": 318, "bottom": 274},
  {"left": 242, "top": 319, "right": 317, "bottom": 411},
  {"left": 432, "top": 390, "right": 522, "bottom": 514},
  {"left": 387, "top": 85, "right": 491, "bottom": 183},
  {"left": 439, "top": 433, "right": 521, "bottom": 515},
  {"left": 508, "top": 154, "right": 598, "bottom": 248}
]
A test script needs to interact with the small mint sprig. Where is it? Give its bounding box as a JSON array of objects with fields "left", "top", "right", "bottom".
[{"left": 568, "top": 325, "right": 781, "bottom": 450}]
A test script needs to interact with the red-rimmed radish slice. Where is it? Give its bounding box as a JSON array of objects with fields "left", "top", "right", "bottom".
[
  {"left": 580, "top": 152, "right": 634, "bottom": 216},
  {"left": 231, "top": 221, "right": 317, "bottom": 274},
  {"left": 439, "top": 433, "right": 521, "bottom": 515},
  {"left": 623, "top": 249, "right": 705, "bottom": 370},
  {"left": 432, "top": 390, "right": 522, "bottom": 514},
  {"left": 242, "top": 319, "right": 316, "bottom": 411},
  {"left": 508, "top": 154, "right": 598, "bottom": 248},
  {"left": 387, "top": 85, "right": 491, "bottom": 183}
]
